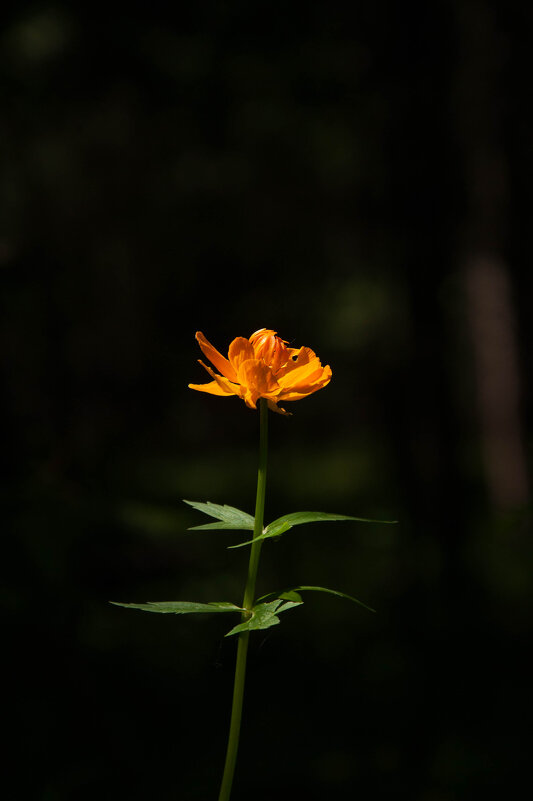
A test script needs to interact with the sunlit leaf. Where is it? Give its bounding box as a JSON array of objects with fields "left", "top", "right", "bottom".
[
  {"left": 275, "top": 599, "right": 303, "bottom": 614},
  {"left": 225, "top": 598, "right": 303, "bottom": 637},
  {"left": 227, "top": 522, "right": 290, "bottom": 548},
  {"left": 229, "top": 510, "right": 397, "bottom": 548},
  {"left": 266, "top": 511, "right": 397, "bottom": 537},
  {"left": 184, "top": 500, "right": 255, "bottom": 531},
  {"left": 110, "top": 601, "right": 243, "bottom": 614}
]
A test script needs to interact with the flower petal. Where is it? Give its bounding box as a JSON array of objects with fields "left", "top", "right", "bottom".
[
  {"left": 250, "top": 329, "right": 291, "bottom": 372},
  {"left": 277, "top": 365, "right": 332, "bottom": 400},
  {"left": 250, "top": 327, "right": 268, "bottom": 339},
  {"left": 228, "top": 337, "right": 256, "bottom": 373},
  {"left": 237, "top": 359, "right": 280, "bottom": 408},
  {"left": 195, "top": 332, "right": 238, "bottom": 382},
  {"left": 190, "top": 330, "right": 331, "bottom": 411},
  {"left": 277, "top": 347, "right": 326, "bottom": 390},
  {"left": 267, "top": 399, "right": 292, "bottom": 415},
  {"left": 188, "top": 380, "right": 236, "bottom": 397},
  {"left": 197, "top": 360, "right": 241, "bottom": 396},
  {"left": 277, "top": 345, "right": 313, "bottom": 372}
]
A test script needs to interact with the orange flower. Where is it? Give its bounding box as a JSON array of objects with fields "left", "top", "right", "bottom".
[{"left": 189, "top": 329, "right": 332, "bottom": 414}]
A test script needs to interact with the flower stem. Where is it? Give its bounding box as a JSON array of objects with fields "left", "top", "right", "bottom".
[{"left": 217, "top": 399, "right": 269, "bottom": 801}]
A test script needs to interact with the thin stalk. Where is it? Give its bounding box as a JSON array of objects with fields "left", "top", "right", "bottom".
[{"left": 217, "top": 399, "right": 269, "bottom": 801}]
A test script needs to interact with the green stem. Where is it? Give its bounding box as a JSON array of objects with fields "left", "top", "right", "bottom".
[{"left": 218, "top": 399, "right": 269, "bottom": 801}]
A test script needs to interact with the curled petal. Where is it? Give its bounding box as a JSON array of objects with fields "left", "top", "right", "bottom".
[
  {"left": 250, "top": 329, "right": 290, "bottom": 372},
  {"left": 228, "top": 337, "right": 256, "bottom": 373},
  {"left": 195, "top": 331, "right": 238, "bottom": 382},
  {"left": 250, "top": 327, "right": 269, "bottom": 340}
]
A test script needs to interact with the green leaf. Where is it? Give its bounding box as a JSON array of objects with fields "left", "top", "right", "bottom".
[
  {"left": 258, "top": 585, "right": 376, "bottom": 613},
  {"left": 225, "top": 598, "right": 303, "bottom": 637},
  {"left": 278, "top": 590, "right": 303, "bottom": 603},
  {"left": 188, "top": 521, "right": 252, "bottom": 531},
  {"left": 262, "top": 520, "right": 293, "bottom": 537},
  {"left": 227, "top": 523, "right": 290, "bottom": 549},
  {"left": 184, "top": 500, "right": 255, "bottom": 531},
  {"left": 229, "top": 510, "right": 397, "bottom": 548},
  {"left": 266, "top": 511, "right": 397, "bottom": 536},
  {"left": 275, "top": 599, "right": 303, "bottom": 614},
  {"left": 110, "top": 601, "right": 243, "bottom": 615}
]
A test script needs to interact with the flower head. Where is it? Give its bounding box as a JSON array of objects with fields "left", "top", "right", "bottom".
[{"left": 189, "top": 328, "right": 332, "bottom": 414}]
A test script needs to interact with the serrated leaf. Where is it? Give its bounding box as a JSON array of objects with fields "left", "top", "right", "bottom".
[
  {"left": 110, "top": 600, "right": 243, "bottom": 615},
  {"left": 258, "top": 585, "right": 376, "bottom": 613},
  {"left": 184, "top": 500, "right": 255, "bottom": 531},
  {"left": 225, "top": 598, "right": 303, "bottom": 637},
  {"left": 225, "top": 601, "right": 281, "bottom": 637},
  {"left": 229, "top": 510, "right": 397, "bottom": 548},
  {"left": 188, "top": 521, "right": 253, "bottom": 532}
]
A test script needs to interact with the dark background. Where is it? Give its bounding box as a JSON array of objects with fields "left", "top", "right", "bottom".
[{"left": 3, "top": 2, "right": 532, "bottom": 799}]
